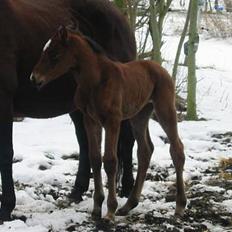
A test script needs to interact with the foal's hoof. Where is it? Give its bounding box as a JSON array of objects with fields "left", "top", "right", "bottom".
[
  {"left": 96, "top": 217, "right": 115, "bottom": 231},
  {"left": 91, "top": 207, "right": 103, "bottom": 222},
  {"left": 174, "top": 208, "right": 185, "bottom": 219},
  {"left": 175, "top": 199, "right": 186, "bottom": 218},
  {"left": 68, "top": 188, "right": 84, "bottom": 203},
  {"left": 91, "top": 212, "right": 101, "bottom": 222},
  {"left": 116, "top": 207, "right": 130, "bottom": 216},
  {"left": 116, "top": 201, "right": 138, "bottom": 216}
]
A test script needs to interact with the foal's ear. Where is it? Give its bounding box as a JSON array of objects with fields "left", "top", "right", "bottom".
[
  {"left": 67, "top": 19, "right": 80, "bottom": 33},
  {"left": 57, "top": 25, "right": 68, "bottom": 45}
]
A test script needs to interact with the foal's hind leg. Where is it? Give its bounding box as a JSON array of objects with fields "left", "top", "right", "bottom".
[
  {"left": 117, "top": 103, "right": 154, "bottom": 216},
  {"left": 153, "top": 95, "right": 186, "bottom": 217}
]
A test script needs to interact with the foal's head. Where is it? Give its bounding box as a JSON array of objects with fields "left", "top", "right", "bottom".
[{"left": 30, "top": 26, "right": 77, "bottom": 88}]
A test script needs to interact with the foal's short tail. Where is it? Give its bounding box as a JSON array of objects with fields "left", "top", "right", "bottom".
[
  {"left": 150, "top": 62, "right": 176, "bottom": 110},
  {"left": 149, "top": 62, "right": 179, "bottom": 139}
]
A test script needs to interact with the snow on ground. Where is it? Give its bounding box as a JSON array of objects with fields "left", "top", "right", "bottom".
[{"left": 1, "top": 7, "right": 232, "bottom": 232}]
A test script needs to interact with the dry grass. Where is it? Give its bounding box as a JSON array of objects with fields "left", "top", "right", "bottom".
[
  {"left": 219, "top": 158, "right": 232, "bottom": 180},
  {"left": 201, "top": 12, "right": 232, "bottom": 38}
]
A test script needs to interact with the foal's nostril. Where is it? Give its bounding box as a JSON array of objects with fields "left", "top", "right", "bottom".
[
  {"left": 30, "top": 73, "right": 43, "bottom": 89},
  {"left": 30, "top": 73, "right": 36, "bottom": 83}
]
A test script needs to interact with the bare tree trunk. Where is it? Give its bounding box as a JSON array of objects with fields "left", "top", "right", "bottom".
[
  {"left": 149, "top": 0, "right": 162, "bottom": 64},
  {"left": 172, "top": 2, "right": 191, "bottom": 83},
  {"left": 186, "top": 0, "right": 198, "bottom": 120},
  {"left": 149, "top": 0, "right": 172, "bottom": 64}
]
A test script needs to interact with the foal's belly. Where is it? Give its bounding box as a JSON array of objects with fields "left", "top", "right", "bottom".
[{"left": 122, "top": 89, "right": 153, "bottom": 120}]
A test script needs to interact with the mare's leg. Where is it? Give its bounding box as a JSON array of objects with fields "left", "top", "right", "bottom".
[
  {"left": 118, "top": 120, "right": 135, "bottom": 198},
  {"left": 0, "top": 60, "right": 17, "bottom": 222},
  {"left": 117, "top": 103, "right": 154, "bottom": 216},
  {"left": 69, "top": 111, "right": 90, "bottom": 203},
  {"left": 103, "top": 117, "right": 121, "bottom": 221},
  {"left": 70, "top": 112, "right": 135, "bottom": 202},
  {"left": 153, "top": 93, "right": 186, "bottom": 217},
  {"left": 83, "top": 115, "right": 104, "bottom": 220}
]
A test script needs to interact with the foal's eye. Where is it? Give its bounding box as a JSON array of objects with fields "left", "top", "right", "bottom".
[{"left": 48, "top": 50, "right": 60, "bottom": 66}]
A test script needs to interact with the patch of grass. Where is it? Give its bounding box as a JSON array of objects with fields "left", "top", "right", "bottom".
[{"left": 219, "top": 158, "right": 232, "bottom": 180}]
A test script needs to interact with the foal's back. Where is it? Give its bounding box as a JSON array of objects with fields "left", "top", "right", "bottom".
[
  {"left": 98, "top": 58, "right": 174, "bottom": 119},
  {"left": 114, "top": 60, "right": 173, "bottom": 101}
]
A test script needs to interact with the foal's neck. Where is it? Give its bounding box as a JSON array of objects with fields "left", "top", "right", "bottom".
[{"left": 72, "top": 35, "right": 103, "bottom": 87}]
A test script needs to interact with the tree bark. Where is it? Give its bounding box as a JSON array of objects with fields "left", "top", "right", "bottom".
[
  {"left": 172, "top": 1, "right": 191, "bottom": 83},
  {"left": 149, "top": 0, "right": 162, "bottom": 64},
  {"left": 186, "top": 0, "right": 198, "bottom": 120}
]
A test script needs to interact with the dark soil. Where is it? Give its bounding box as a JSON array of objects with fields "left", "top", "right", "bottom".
[{"left": 61, "top": 171, "right": 232, "bottom": 232}]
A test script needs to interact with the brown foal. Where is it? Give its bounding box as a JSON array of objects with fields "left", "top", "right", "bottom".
[{"left": 31, "top": 26, "right": 186, "bottom": 221}]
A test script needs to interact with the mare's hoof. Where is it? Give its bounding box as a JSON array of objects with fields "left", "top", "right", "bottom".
[
  {"left": 12, "top": 214, "right": 27, "bottom": 222},
  {"left": 68, "top": 188, "right": 84, "bottom": 203},
  {"left": 0, "top": 210, "right": 12, "bottom": 223},
  {"left": 119, "top": 187, "right": 131, "bottom": 198},
  {"left": 120, "top": 176, "right": 134, "bottom": 198}
]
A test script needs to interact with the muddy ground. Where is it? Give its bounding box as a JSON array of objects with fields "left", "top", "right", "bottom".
[{"left": 67, "top": 132, "right": 232, "bottom": 231}]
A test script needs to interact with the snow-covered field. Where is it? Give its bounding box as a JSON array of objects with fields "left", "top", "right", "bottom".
[{"left": 1, "top": 6, "right": 232, "bottom": 232}]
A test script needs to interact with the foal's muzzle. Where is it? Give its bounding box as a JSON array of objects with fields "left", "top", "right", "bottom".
[{"left": 30, "top": 73, "right": 44, "bottom": 89}]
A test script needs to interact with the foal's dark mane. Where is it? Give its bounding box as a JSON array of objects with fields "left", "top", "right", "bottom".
[
  {"left": 83, "top": 36, "right": 105, "bottom": 55},
  {"left": 67, "top": 26, "right": 105, "bottom": 55}
]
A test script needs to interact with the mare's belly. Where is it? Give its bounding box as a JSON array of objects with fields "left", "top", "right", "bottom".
[{"left": 14, "top": 76, "right": 77, "bottom": 118}]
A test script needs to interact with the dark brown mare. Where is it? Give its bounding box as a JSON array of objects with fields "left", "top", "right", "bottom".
[
  {"left": 0, "top": 0, "right": 136, "bottom": 222},
  {"left": 31, "top": 26, "right": 187, "bottom": 222}
]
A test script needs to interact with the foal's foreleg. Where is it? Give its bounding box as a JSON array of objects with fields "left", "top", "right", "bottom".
[
  {"left": 153, "top": 95, "right": 186, "bottom": 217},
  {"left": 83, "top": 115, "right": 104, "bottom": 220},
  {"left": 103, "top": 117, "right": 121, "bottom": 221},
  {"left": 117, "top": 103, "right": 154, "bottom": 216}
]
